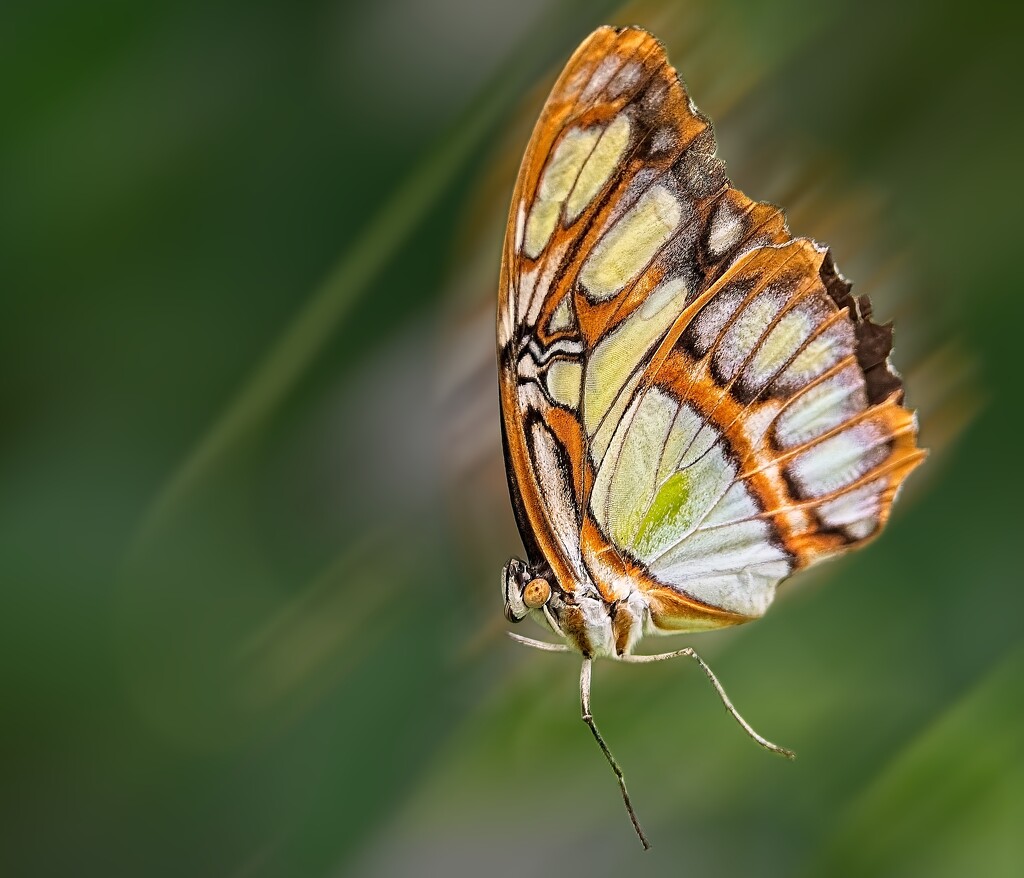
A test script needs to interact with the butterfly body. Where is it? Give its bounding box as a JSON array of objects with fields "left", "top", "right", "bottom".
[
  {"left": 495, "top": 25, "right": 923, "bottom": 845},
  {"left": 503, "top": 555, "right": 648, "bottom": 657}
]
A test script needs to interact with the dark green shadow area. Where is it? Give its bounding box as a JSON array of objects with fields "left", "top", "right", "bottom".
[{"left": 2, "top": 1, "right": 1022, "bottom": 876}]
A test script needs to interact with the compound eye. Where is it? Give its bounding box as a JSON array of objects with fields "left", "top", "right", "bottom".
[{"left": 522, "top": 578, "right": 551, "bottom": 609}]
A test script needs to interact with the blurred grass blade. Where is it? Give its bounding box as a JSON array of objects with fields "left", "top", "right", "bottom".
[
  {"left": 129, "top": 0, "right": 619, "bottom": 556},
  {"left": 808, "top": 643, "right": 1024, "bottom": 878},
  {"left": 131, "top": 109, "right": 498, "bottom": 554}
]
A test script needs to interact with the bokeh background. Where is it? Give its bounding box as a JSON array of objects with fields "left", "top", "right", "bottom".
[{"left": 3, "top": 0, "right": 1022, "bottom": 875}]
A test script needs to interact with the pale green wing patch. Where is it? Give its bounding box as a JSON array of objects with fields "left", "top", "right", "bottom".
[
  {"left": 583, "top": 277, "right": 690, "bottom": 462},
  {"left": 590, "top": 387, "right": 789, "bottom": 617},
  {"left": 592, "top": 388, "right": 676, "bottom": 549},
  {"left": 631, "top": 470, "right": 693, "bottom": 559}
]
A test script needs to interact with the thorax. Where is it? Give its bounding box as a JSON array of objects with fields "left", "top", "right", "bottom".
[{"left": 545, "top": 581, "right": 650, "bottom": 658}]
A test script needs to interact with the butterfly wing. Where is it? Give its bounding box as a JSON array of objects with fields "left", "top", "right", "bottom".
[
  {"left": 497, "top": 26, "right": 923, "bottom": 630},
  {"left": 587, "top": 240, "right": 925, "bottom": 631},
  {"left": 499, "top": 26, "right": 683, "bottom": 594}
]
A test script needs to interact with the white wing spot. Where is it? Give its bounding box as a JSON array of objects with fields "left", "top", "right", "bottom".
[
  {"left": 650, "top": 127, "right": 677, "bottom": 155},
  {"left": 499, "top": 295, "right": 514, "bottom": 348},
  {"left": 580, "top": 56, "right": 620, "bottom": 101},
  {"left": 607, "top": 60, "right": 642, "bottom": 97},
  {"left": 774, "top": 364, "right": 867, "bottom": 449},
  {"left": 788, "top": 422, "right": 888, "bottom": 498},
  {"left": 689, "top": 285, "right": 745, "bottom": 357},
  {"left": 746, "top": 310, "right": 814, "bottom": 386},
  {"left": 642, "top": 78, "right": 668, "bottom": 111},
  {"left": 818, "top": 478, "right": 884, "bottom": 533},
  {"left": 713, "top": 288, "right": 787, "bottom": 381},
  {"left": 707, "top": 200, "right": 745, "bottom": 257},
  {"left": 529, "top": 421, "right": 581, "bottom": 564},
  {"left": 526, "top": 238, "right": 568, "bottom": 326},
  {"left": 774, "top": 318, "right": 857, "bottom": 394}
]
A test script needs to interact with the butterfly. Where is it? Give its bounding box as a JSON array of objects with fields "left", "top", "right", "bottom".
[{"left": 496, "top": 25, "right": 924, "bottom": 848}]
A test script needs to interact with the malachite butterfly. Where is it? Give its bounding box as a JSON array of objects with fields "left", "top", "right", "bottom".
[{"left": 496, "top": 25, "right": 924, "bottom": 848}]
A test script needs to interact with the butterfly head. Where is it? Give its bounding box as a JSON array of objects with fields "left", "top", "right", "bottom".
[
  {"left": 502, "top": 557, "right": 649, "bottom": 657},
  {"left": 503, "top": 558, "right": 551, "bottom": 623}
]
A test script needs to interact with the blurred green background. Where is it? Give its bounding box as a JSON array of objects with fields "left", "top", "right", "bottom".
[{"left": 3, "top": 0, "right": 1022, "bottom": 875}]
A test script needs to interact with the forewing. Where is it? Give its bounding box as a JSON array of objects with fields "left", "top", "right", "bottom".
[{"left": 498, "top": 25, "right": 715, "bottom": 591}]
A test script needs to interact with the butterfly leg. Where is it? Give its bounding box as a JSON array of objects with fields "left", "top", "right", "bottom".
[
  {"left": 507, "top": 631, "right": 572, "bottom": 652},
  {"left": 580, "top": 657, "right": 651, "bottom": 850},
  {"left": 619, "top": 649, "right": 795, "bottom": 759}
]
